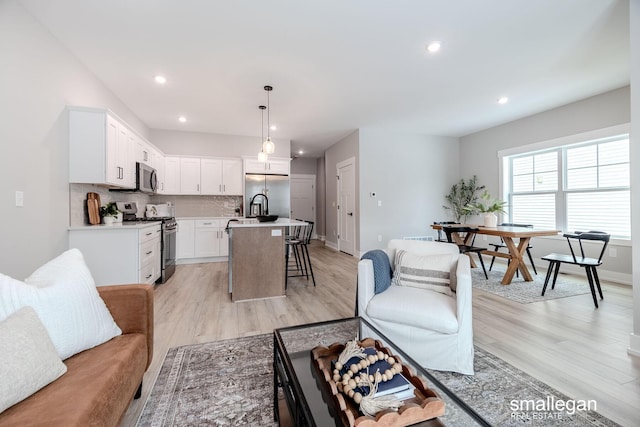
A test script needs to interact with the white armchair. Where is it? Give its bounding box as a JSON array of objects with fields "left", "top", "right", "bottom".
[{"left": 357, "top": 239, "right": 474, "bottom": 375}]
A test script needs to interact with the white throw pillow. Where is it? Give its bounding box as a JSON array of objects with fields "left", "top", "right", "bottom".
[
  {"left": 0, "top": 307, "right": 67, "bottom": 413},
  {"left": 392, "top": 250, "right": 455, "bottom": 296},
  {"left": 0, "top": 248, "right": 122, "bottom": 360}
]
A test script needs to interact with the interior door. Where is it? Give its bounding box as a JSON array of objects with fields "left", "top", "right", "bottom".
[
  {"left": 337, "top": 160, "right": 355, "bottom": 255},
  {"left": 290, "top": 175, "right": 315, "bottom": 224}
]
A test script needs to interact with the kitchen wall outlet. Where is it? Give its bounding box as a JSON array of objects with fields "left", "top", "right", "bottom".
[
  {"left": 15, "top": 191, "right": 24, "bottom": 207},
  {"left": 378, "top": 235, "right": 382, "bottom": 242},
  {"left": 609, "top": 247, "right": 617, "bottom": 258},
  {"left": 271, "top": 229, "right": 282, "bottom": 237},
  {"left": 377, "top": 200, "right": 382, "bottom": 207}
]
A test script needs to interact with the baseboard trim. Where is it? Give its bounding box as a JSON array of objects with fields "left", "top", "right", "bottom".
[
  {"left": 325, "top": 241, "right": 338, "bottom": 251},
  {"left": 628, "top": 333, "right": 640, "bottom": 358},
  {"left": 177, "top": 257, "right": 227, "bottom": 265}
]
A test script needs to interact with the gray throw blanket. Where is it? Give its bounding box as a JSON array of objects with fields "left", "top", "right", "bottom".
[{"left": 360, "top": 249, "right": 392, "bottom": 294}]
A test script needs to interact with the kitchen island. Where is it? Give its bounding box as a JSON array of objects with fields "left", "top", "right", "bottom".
[{"left": 227, "top": 218, "right": 306, "bottom": 302}]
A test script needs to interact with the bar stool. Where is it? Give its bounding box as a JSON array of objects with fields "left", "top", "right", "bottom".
[{"left": 285, "top": 221, "right": 316, "bottom": 288}]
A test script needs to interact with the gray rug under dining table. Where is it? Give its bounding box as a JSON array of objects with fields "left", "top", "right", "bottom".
[
  {"left": 471, "top": 265, "right": 591, "bottom": 304},
  {"left": 136, "top": 333, "right": 619, "bottom": 427}
]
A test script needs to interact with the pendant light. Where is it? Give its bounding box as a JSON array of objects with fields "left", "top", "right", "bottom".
[
  {"left": 262, "top": 85, "right": 275, "bottom": 155},
  {"left": 258, "top": 105, "right": 268, "bottom": 162}
]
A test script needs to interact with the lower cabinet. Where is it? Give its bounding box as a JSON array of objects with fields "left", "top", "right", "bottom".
[
  {"left": 177, "top": 218, "right": 230, "bottom": 261},
  {"left": 68, "top": 223, "right": 162, "bottom": 286}
]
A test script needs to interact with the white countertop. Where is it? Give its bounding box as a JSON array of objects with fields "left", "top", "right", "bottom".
[
  {"left": 68, "top": 222, "right": 161, "bottom": 231},
  {"left": 228, "top": 218, "right": 306, "bottom": 228},
  {"left": 176, "top": 216, "right": 240, "bottom": 220}
]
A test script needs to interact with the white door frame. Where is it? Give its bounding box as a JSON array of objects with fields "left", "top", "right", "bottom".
[
  {"left": 336, "top": 157, "right": 356, "bottom": 255},
  {"left": 290, "top": 174, "right": 317, "bottom": 238}
]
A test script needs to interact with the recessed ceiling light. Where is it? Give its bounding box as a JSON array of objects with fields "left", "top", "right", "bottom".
[
  {"left": 178, "top": 116, "right": 187, "bottom": 123},
  {"left": 298, "top": 150, "right": 304, "bottom": 155},
  {"left": 154, "top": 75, "right": 167, "bottom": 85},
  {"left": 497, "top": 96, "right": 509, "bottom": 105},
  {"left": 270, "top": 125, "right": 277, "bottom": 131},
  {"left": 426, "top": 41, "right": 441, "bottom": 53}
]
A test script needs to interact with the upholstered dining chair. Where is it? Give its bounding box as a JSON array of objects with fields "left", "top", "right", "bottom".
[
  {"left": 357, "top": 239, "right": 474, "bottom": 375},
  {"left": 541, "top": 231, "right": 610, "bottom": 308}
]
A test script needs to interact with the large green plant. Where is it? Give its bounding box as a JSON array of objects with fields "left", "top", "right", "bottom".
[{"left": 443, "top": 176, "right": 485, "bottom": 222}]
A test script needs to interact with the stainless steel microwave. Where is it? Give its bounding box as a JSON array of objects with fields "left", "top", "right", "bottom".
[{"left": 137, "top": 162, "right": 158, "bottom": 193}]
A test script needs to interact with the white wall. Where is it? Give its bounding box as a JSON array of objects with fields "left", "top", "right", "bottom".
[
  {"left": 459, "top": 86, "right": 631, "bottom": 281},
  {"left": 324, "top": 130, "right": 360, "bottom": 250},
  {"left": 629, "top": 0, "right": 640, "bottom": 356},
  {"left": 0, "top": 1, "right": 149, "bottom": 278},
  {"left": 150, "top": 129, "right": 290, "bottom": 158},
  {"left": 358, "top": 130, "right": 460, "bottom": 252},
  {"left": 290, "top": 157, "right": 318, "bottom": 175}
]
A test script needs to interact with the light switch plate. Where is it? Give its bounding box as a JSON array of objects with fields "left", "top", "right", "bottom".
[{"left": 15, "top": 191, "right": 24, "bottom": 207}]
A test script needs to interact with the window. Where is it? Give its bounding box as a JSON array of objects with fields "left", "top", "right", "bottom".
[{"left": 505, "top": 134, "right": 630, "bottom": 239}]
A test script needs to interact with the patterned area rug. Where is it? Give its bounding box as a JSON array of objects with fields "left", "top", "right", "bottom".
[
  {"left": 136, "top": 334, "right": 619, "bottom": 427},
  {"left": 471, "top": 265, "right": 591, "bottom": 304}
]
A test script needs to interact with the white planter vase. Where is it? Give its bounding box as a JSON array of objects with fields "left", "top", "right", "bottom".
[
  {"left": 103, "top": 216, "right": 115, "bottom": 226},
  {"left": 483, "top": 212, "right": 498, "bottom": 227}
]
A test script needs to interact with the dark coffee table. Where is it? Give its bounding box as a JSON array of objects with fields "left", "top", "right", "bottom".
[{"left": 273, "top": 317, "right": 490, "bottom": 426}]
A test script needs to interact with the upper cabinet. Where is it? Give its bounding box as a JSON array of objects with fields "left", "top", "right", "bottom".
[
  {"left": 244, "top": 158, "right": 290, "bottom": 175},
  {"left": 180, "top": 157, "right": 201, "bottom": 194},
  {"left": 162, "top": 156, "right": 243, "bottom": 196},
  {"left": 201, "top": 158, "right": 243, "bottom": 195},
  {"left": 70, "top": 108, "right": 136, "bottom": 188}
]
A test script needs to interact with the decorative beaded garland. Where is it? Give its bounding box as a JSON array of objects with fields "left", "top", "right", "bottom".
[{"left": 332, "top": 349, "right": 402, "bottom": 405}]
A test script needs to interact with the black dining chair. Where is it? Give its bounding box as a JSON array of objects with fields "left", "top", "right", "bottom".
[
  {"left": 433, "top": 221, "right": 456, "bottom": 242},
  {"left": 488, "top": 223, "right": 538, "bottom": 277},
  {"left": 541, "top": 231, "right": 610, "bottom": 308},
  {"left": 443, "top": 226, "right": 488, "bottom": 279}
]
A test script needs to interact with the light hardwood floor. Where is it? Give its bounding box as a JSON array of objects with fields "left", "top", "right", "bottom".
[{"left": 121, "top": 241, "right": 640, "bottom": 426}]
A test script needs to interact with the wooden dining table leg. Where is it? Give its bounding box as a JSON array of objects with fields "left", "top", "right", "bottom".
[{"left": 501, "top": 237, "right": 533, "bottom": 284}]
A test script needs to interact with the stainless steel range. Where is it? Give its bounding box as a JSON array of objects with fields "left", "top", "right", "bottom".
[{"left": 117, "top": 202, "right": 177, "bottom": 284}]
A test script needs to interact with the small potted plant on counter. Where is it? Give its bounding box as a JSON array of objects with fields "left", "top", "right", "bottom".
[
  {"left": 464, "top": 190, "right": 507, "bottom": 227},
  {"left": 100, "top": 202, "right": 120, "bottom": 226}
]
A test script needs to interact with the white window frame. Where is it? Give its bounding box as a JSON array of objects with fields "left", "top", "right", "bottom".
[{"left": 498, "top": 123, "right": 631, "bottom": 246}]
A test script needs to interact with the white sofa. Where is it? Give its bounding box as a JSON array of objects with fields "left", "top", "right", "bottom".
[{"left": 357, "top": 239, "right": 474, "bottom": 375}]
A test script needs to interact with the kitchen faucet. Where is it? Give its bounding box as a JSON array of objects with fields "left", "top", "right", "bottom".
[{"left": 249, "top": 193, "right": 269, "bottom": 216}]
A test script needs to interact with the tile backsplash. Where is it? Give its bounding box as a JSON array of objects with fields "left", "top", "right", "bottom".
[
  {"left": 152, "top": 195, "right": 243, "bottom": 218},
  {"left": 69, "top": 184, "right": 243, "bottom": 226}
]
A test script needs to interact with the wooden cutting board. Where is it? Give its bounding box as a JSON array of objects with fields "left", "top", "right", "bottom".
[{"left": 87, "top": 192, "right": 101, "bottom": 225}]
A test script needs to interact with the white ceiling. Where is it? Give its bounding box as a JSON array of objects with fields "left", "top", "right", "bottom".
[{"left": 19, "top": 0, "right": 629, "bottom": 157}]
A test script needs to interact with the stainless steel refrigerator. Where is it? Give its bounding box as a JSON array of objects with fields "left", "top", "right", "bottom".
[{"left": 245, "top": 174, "right": 290, "bottom": 218}]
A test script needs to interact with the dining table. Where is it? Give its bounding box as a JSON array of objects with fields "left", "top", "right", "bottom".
[{"left": 431, "top": 223, "right": 560, "bottom": 285}]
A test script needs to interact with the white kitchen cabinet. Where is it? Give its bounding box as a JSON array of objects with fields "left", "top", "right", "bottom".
[
  {"left": 222, "top": 159, "right": 243, "bottom": 195},
  {"left": 195, "top": 220, "right": 220, "bottom": 257},
  {"left": 177, "top": 218, "right": 230, "bottom": 261},
  {"left": 69, "top": 108, "right": 135, "bottom": 189},
  {"left": 244, "top": 157, "right": 290, "bottom": 175},
  {"left": 152, "top": 149, "right": 166, "bottom": 194},
  {"left": 164, "top": 156, "right": 181, "bottom": 194},
  {"left": 68, "top": 223, "right": 161, "bottom": 286},
  {"left": 201, "top": 158, "right": 243, "bottom": 195},
  {"left": 180, "top": 157, "right": 201, "bottom": 194},
  {"left": 177, "top": 219, "right": 196, "bottom": 259},
  {"left": 200, "top": 159, "right": 223, "bottom": 195}
]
